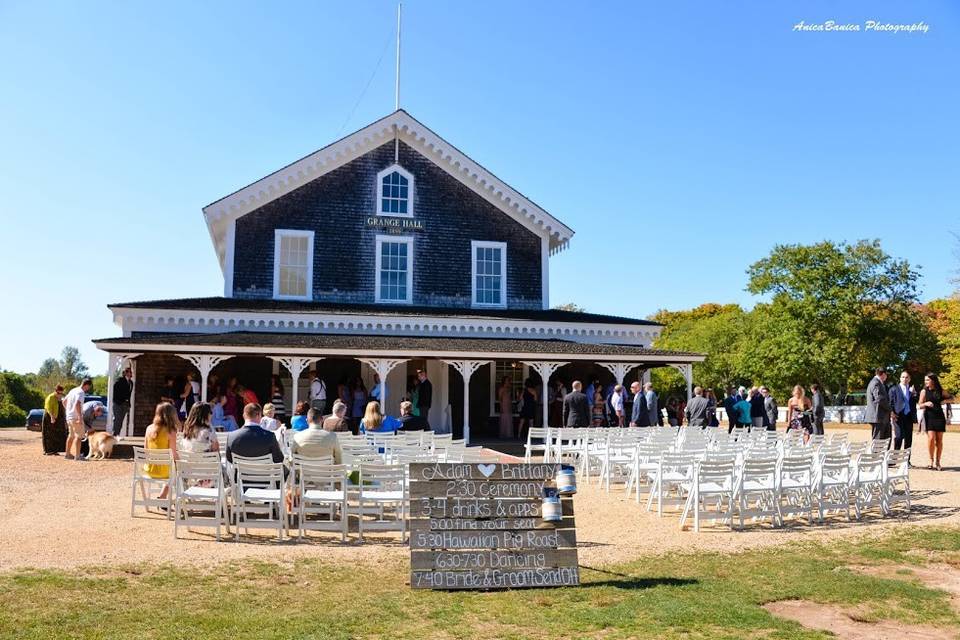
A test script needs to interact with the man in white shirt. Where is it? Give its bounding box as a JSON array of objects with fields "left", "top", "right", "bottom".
[
  {"left": 309, "top": 370, "right": 327, "bottom": 413},
  {"left": 610, "top": 385, "right": 624, "bottom": 427},
  {"left": 64, "top": 378, "right": 92, "bottom": 461}
]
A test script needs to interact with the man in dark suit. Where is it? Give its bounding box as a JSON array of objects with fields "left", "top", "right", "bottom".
[
  {"left": 761, "top": 386, "right": 777, "bottom": 431},
  {"left": 562, "top": 381, "right": 589, "bottom": 427},
  {"left": 888, "top": 371, "right": 917, "bottom": 458},
  {"left": 684, "top": 386, "right": 710, "bottom": 427},
  {"left": 810, "top": 384, "right": 826, "bottom": 435},
  {"left": 863, "top": 368, "right": 892, "bottom": 441},
  {"left": 416, "top": 369, "right": 432, "bottom": 427},
  {"left": 226, "top": 403, "right": 285, "bottom": 464},
  {"left": 722, "top": 387, "right": 738, "bottom": 433},
  {"left": 112, "top": 366, "right": 134, "bottom": 436},
  {"left": 628, "top": 381, "right": 649, "bottom": 427},
  {"left": 749, "top": 387, "right": 765, "bottom": 429},
  {"left": 398, "top": 400, "right": 429, "bottom": 431}
]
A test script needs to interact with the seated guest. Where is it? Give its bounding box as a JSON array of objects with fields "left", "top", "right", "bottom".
[
  {"left": 145, "top": 402, "right": 179, "bottom": 500},
  {"left": 398, "top": 401, "right": 429, "bottom": 431},
  {"left": 179, "top": 402, "right": 219, "bottom": 454},
  {"left": 260, "top": 403, "right": 281, "bottom": 432},
  {"left": 322, "top": 400, "right": 352, "bottom": 433},
  {"left": 211, "top": 396, "right": 238, "bottom": 432},
  {"left": 292, "top": 409, "right": 343, "bottom": 462},
  {"left": 290, "top": 401, "right": 310, "bottom": 432},
  {"left": 225, "top": 403, "right": 284, "bottom": 464},
  {"left": 359, "top": 401, "right": 401, "bottom": 434}
]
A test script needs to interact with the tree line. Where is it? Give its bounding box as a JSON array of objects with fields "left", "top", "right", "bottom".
[{"left": 0, "top": 347, "right": 106, "bottom": 426}]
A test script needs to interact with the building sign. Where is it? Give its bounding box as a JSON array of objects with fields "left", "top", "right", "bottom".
[
  {"left": 365, "top": 216, "right": 425, "bottom": 232},
  {"left": 408, "top": 463, "right": 579, "bottom": 590}
]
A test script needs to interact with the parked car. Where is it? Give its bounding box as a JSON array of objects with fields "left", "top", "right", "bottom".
[{"left": 25, "top": 409, "right": 44, "bottom": 432}]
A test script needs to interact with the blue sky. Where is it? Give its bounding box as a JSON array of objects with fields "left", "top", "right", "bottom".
[{"left": 0, "top": 0, "right": 957, "bottom": 374}]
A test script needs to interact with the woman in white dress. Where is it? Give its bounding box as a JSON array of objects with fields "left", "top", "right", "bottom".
[{"left": 179, "top": 402, "right": 218, "bottom": 454}]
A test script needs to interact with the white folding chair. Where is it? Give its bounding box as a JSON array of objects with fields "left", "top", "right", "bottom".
[
  {"left": 817, "top": 453, "right": 851, "bottom": 522},
  {"left": 680, "top": 458, "right": 735, "bottom": 532},
  {"left": 778, "top": 455, "right": 814, "bottom": 525},
  {"left": 298, "top": 463, "right": 349, "bottom": 541},
  {"left": 174, "top": 460, "right": 230, "bottom": 540},
  {"left": 853, "top": 453, "right": 887, "bottom": 519},
  {"left": 646, "top": 452, "right": 695, "bottom": 516},
  {"left": 356, "top": 464, "right": 407, "bottom": 542},
  {"left": 524, "top": 427, "right": 550, "bottom": 462},
  {"left": 735, "top": 457, "right": 781, "bottom": 529},
  {"left": 869, "top": 438, "right": 890, "bottom": 454},
  {"left": 234, "top": 461, "right": 287, "bottom": 541},
  {"left": 131, "top": 447, "right": 174, "bottom": 518},
  {"left": 884, "top": 449, "right": 911, "bottom": 514}
]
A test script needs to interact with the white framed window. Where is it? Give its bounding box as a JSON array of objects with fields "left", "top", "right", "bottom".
[
  {"left": 375, "top": 235, "right": 413, "bottom": 304},
  {"left": 376, "top": 164, "right": 414, "bottom": 217},
  {"left": 273, "top": 229, "right": 314, "bottom": 300},
  {"left": 471, "top": 240, "right": 507, "bottom": 308}
]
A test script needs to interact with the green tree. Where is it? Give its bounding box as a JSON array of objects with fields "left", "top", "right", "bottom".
[
  {"left": 552, "top": 303, "right": 587, "bottom": 313},
  {"left": 35, "top": 346, "right": 89, "bottom": 385}
]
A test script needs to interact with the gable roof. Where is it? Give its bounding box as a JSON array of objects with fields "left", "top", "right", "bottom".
[{"left": 203, "top": 109, "right": 575, "bottom": 272}]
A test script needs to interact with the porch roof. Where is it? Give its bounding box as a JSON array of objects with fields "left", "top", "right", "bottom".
[{"left": 93, "top": 331, "right": 703, "bottom": 364}]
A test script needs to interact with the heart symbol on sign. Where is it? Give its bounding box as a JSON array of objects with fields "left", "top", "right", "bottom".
[{"left": 477, "top": 464, "right": 497, "bottom": 478}]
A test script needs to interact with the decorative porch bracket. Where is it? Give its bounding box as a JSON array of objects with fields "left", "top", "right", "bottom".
[
  {"left": 175, "top": 354, "right": 235, "bottom": 402},
  {"left": 106, "top": 352, "right": 141, "bottom": 438},
  {"left": 522, "top": 361, "right": 568, "bottom": 432},
  {"left": 596, "top": 362, "right": 640, "bottom": 387},
  {"left": 269, "top": 356, "right": 316, "bottom": 412},
  {"left": 669, "top": 363, "right": 694, "bottom": 401},
  {"left": 442, "top": 360, "right": 491, "bottom": 445},
  {"left": 359, "top": 358, "right": 409, "bottom": 415}
]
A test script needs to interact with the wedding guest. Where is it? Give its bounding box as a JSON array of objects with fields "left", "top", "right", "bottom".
[
  {"left": 611, "top": 384, "right": 625, "bottom": 427},
  {"left": 290, "top": 400, "right": 310, "bottom": 432},
  {"left": 41, "top": 384, "right": 66, "bottom": 455},
  {"left": 145, "top": 402, "right": 180, "bottom": 500},
  {"left": 497, "top": 376, "right": 513, "bottom": 438},
  {"left": 291, "top": 409, "right": 342, "bottom": 462},
  {"left": 359, "top": 401, "right": 401, "bottom": 433},
  {"left": 270, "top": 375, "right": 287, "bottom": 425},
  {"left": 179, "top": 402, "right": 218, "bottom": 454},
  {"left": 918, "top": 373, "right": 951, "bottom": 470},
  {"left": 260, "top": 403, "right": 281, "bottom": 432},
  {"left": 322, "top": 400, "right": 352, "bottom": 433}
]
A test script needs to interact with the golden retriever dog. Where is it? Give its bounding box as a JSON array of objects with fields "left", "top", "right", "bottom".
[{"left": 85, "top": 431, "right": 117, "bottom": 460}]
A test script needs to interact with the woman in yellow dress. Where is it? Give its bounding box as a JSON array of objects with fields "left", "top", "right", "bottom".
[{"left": 145, "top": 402, "right": 180, "bottom": 500}]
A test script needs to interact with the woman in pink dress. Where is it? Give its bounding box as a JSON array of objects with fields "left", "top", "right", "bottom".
[{"left": 498, "top": 376, "right": 514, "bottom": 439}]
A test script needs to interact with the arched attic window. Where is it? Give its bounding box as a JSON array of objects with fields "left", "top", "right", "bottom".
[{"left": 376, "top": 165, "right": 414, "bottom": 217}]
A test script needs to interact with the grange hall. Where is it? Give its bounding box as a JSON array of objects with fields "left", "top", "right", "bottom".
[{"left": 94, "top": 110, "right": 703, "bottom": 442}]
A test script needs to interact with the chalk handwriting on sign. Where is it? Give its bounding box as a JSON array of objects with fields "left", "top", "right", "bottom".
[
  {"left": 365, "top": 216, "right": 425, "bottom": 231},
  {"left": 408, "top": 463, "right": 579, "bottom": 590}
]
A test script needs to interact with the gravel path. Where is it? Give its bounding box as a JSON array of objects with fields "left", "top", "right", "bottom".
[{"left": 1, "top": 427, "right": 957, "bottom": 572}]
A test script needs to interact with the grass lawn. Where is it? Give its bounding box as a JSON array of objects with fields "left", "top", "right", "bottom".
[{"left": 2, "top": 528, "right": 960, "bottom": 639}]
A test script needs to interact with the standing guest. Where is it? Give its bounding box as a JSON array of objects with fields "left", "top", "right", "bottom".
[
  {"left": 644, "top": 383, "right": 659, "bottom": 426},
  {"left": 260, "top": 403, "right": 281, "bottom": 432},
  {"left": 409, "top": 375, "right": 420, "bottom": 415},
  {"left": 350, "top": 378, "right": 367, "bottom": 433},
  {"left": 549, "top": 380, "right": 566, "bottom": 428},
  {"left": 705, "top": 389, "right": 719, "bottom": 427},
  {"left": 562, "top": 381, "right": 590, "bottom": 427},
  {"left": 224, "top": 378, "right": 240, "bottom": 425},
  {"left": 292, "top": 409, "right": 343, "bottom": 461},
  {"left": 416, "top": 369, "right": 433, "bottom": 426},
  {"left": 239, "top": 384, "right": 259, "bottom": 406},
  {"left": 785, "top": 385, "right": 813, "bottom": 435},
  {"left": 684, "top": 387, "right": 710, "bottom": 427},
  {"left": 665, "top": 397, "right": 680, "bottom": 427},
  {"left": 889, "top": 371, "right": 917, "bottom": 458},
  {"left": 112, "top": 366, "right": 134, "bottom": 436},
  {"left": 749, "top": 387, "right": 765, "bottom": 430},
  {"left": 918, "top": 373, "right": 951, "bottom": 470},
  {"left": 810, "top": 384, "right": 826, "bottom": 435},
  {"left": 610, "top": 385, "right": 625, "bottom": 427},
  {"left": 337, "top": 379, "right": 350, "bottom": 414},
  {"left": 226, "top": 403, "right": 284, "bottom": 464},
  {"left": 864, "top": 368, "right": 892, "bottom": 441},
  {"left": 211, "top": 395, "right": 238, "bottom": 432},
  {"left": 360, "top": 401, "right": 402, "bottom": 433},
  {"left": 41, "top": 385, "right": 66, "bottom": 455},
  {"left": 82, "top": 400, "right": 105, "bottom": 433},
  {"left": 734, "top": 394, "right": 753, "bottom": 430},
  {"left": 629, "top": 381, "right": 649, "bottom": 427},
  {"left": 144, "top": 403, "right": 180, "bottom": 500},
  {"left": 497, "top": 376, "right": 514, "bottom": 438},
  {"left": 63, "top": 378, "right": 92, "bottom": 462},
  {"left": 761, "top": 387, "right": 778, "bottom": 431},
  {"left": 723, "top": 387, "right": 738, "bottom": 433},
  {"left": 398, "top": 400, "right": 430, "bottom": 431},
  {"left": 591, "top": 387, "right": 605, "bottom": 427},
  {"left": 369, "top": 373, "right": 382, "bottom": 403},
  {"left": 177, "top": 372, "right": 198, "bottom": 419},
  {"left": 518, "top": 379, "right": 538, "bottom": 439},
  {"left": 269, "top": 376, "right": 286, "bottom": 425},
  {"left": 322, "top": 400, "right": 352, "bottom": 432},
  {"left": 308, "top": 370, "right": 327, "bottom": 413},
  {"left": 179, "top": 403, "right": 218, "bottom": 454},
  {"left": 160, "top": 376, "right": 178, "bottom": 405},
  {"left": 290, "top": 401, "right": 310, "bottom": 432}
]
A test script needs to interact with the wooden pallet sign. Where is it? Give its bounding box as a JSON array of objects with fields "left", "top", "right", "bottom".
[{"left": 408, "top": 463, "right": 579, "bottom": 590}]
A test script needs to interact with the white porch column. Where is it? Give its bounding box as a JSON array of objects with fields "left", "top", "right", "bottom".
[
  {"left": 176, "top": 354, "right": 235, "bottom": 401},
  {"left": 359, "top": 358, "right": 409, "bottom": 415},
  {"left": 270, "top": 356, "right": 313, "bottom": 411},
  {"left": 522, "top": 361, "right": 568, "bottom": 430},
  {"left": 670, "top": 364, "right": 694, "bottom": 402},
  {"left": 443, "top": 360, "right": 490, "bottom": 444}
]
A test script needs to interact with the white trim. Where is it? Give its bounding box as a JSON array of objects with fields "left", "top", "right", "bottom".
[
  {"left": 109, "top": 305, "right": 663, "bottom": 345},
  {"left": 202, "top": 110, "right": 575, "bottom": 271},
  {"left": 375, "top": 164, "right": 414, "bottom": 218},
  {"left": 272, "top": 229, "right": 315, "bottom": 301},
  {"left": 94, "top": 340, "right": 704, "bottom": 364},
  {"left": 540, "top": 235, "right": 549, "bottom": 310},
  {"left": 470, "top": 240, "right": 507, "bottom": 309},
  {"left": 223, "top": 220, "right": 236, "bottom": 298},
  {"left": 374, "top": 234, "right": 414, "bottom": 304}
]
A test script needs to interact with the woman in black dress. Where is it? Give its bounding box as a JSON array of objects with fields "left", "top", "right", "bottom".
[
  {"left": 918, "top": 373, "right": 951, "bottom": 470},
  {"left": 517, "top": 379, "right": 538, "bottom": 441}
]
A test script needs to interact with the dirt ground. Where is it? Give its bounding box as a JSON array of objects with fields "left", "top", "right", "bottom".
[{"left": 1, "top": 426, "right": 957, "bottom": 572}]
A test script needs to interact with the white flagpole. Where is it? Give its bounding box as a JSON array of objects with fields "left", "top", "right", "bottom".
[{"left": 395, "top": 2, "right": 402, "bottom": 111}]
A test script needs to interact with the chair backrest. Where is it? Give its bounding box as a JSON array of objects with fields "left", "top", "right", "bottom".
[
  {"left": 133, "top": 446, "right": 173, "bottom": 475},
  {"left": 869, "top": 439, "right": 890, "bottom": 454},
  {"left": 215, "top": 432, "right": 229, "bottom": 449},
  {"left": 697, "top": 458, "right": 735, "bottom": 484},
  {"left": 780, "top": 455, "right": 813, "bottom": 477},
  {"left": 175, "top": 460, "right": 224, "bottom": 490},
  {"left": 179, "top": 450, "right": 221, "bottom": 463},
  {"left": 827, "top": 432, "right": 848, "bottom": 444},
  {"left": 231, "top": 453, "right": 275, "bottom": 465},
  {"left": 235, "top": 461, "right": 284, "bottom": 490},
  {"left": 741, "top": 457, "right": 778, "bottom": 480},
  {"left": 819, "top": 453, "right": 851, "bottom": 482},
  {"left": 298, "top": 462, "right": 347, "bottom": 492},
  {"left": 856, "top": 452, "right": 885, "bottom": 477},
  {"left": 292, "top": 453, "right": 335, "bottom": 469},
  {"left": 359, "top": 463, "right": 405, "bottom": 490}
]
